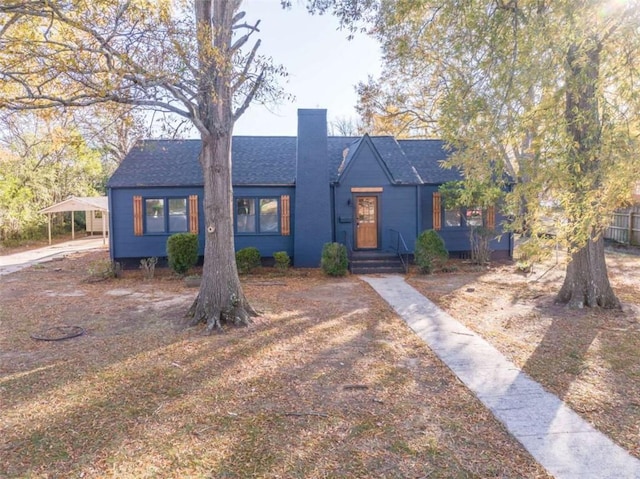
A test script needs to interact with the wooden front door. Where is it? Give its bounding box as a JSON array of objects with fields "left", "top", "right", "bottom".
[{"left": 356, "top": 196, "right": 378, "bottom": 249}]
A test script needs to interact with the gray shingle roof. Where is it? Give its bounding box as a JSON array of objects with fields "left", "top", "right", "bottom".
[
  {"left": 107, "top": 139, "right": 202, "bottom": 188},
  {"left": 369, "top": 136, "right": 422, "bottom": 184},
  {"left": 108, "top": 136, "right": 459, "bottom": 188},
  {"left": 398, "top": 139, "right": 462, "bottom": 184}
]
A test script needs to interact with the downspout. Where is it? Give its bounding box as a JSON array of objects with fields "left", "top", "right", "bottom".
[
  {"left": 331, "top": 183, "right": 336, "bottom": 243},
  {"left": 415, "top": 185, "right": 421, "bottom": 245},
  {"left": 107, "top": 188, "right": 114, "bottom": 260},
  {"left": 102, "top": 210, "right": 106, "bottom": 246}
]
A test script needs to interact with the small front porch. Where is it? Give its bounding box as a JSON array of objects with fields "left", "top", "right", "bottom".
[{"left": 349, "top": 250, "right": 406, "bottom": 274}]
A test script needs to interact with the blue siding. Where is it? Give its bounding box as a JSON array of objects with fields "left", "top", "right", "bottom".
[
  {"left": 419, "top": 185, "right": 511, "bottom": 255},
  {"left": 233, "top": 186, "right": 295, "bottom": 258},
  {"left": 334, "top": 138, "right": 419, "bottom": 253},
  {"left": 109, "top": 186, "right": 205, "bottom": 260},
  {"left": 109, "top": 185, "right": 294, "bottom": 261}
]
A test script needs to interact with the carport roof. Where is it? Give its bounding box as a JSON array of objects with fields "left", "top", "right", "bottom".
[{"left": 39, "top": 196, "right": 108, "bottom": 214}]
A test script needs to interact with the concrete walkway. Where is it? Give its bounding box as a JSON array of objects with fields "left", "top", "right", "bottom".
[
  {"left": 0, "top": 237, "right": 107, "bottom": 276},
  {"left": 362, "top": 275, "right": 640, "bottom": 479}
]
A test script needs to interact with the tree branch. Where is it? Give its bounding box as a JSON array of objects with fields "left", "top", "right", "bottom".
[{"left": 233, "top": 69, "right": 264, "bottom": 122}]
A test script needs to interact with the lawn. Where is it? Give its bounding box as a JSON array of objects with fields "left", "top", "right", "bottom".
[
  {"left": 8, "top": 243, "right": 640, "bottom": 478},
  {"left": 0, "top": 250, "right": 551, "bottom": 478}
]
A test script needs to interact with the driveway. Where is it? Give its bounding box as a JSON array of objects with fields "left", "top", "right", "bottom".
[{"left": 0, "top": 237, "right": 108, "bottom": 276}]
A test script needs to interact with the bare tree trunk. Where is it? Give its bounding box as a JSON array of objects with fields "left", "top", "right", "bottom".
[
  {"left": 187, "top": 135, "right": 256, "bottom": 330},
  {"left": 556, "top": 37, "right": 620, "bottom": 309},
  {"left": 556, "top": 233, "right": 620, "bottom": 308},
  {"left": 186, "top": 0, "right": 257, "bottom": 331}
]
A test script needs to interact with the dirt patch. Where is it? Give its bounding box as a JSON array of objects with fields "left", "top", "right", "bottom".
[{"left": 0, "top": 250, "right": 550, "bottom": 478}]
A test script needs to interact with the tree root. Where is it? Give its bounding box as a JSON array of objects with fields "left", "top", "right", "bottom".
[{"left": 185, "top": 293, "right": 256, "bottom": 332}]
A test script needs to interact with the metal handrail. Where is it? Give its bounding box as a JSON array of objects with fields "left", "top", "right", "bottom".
[{"left": 389, "top": 228, "right": 410, "bottom": 273}]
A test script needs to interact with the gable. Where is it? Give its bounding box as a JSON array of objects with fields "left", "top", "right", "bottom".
[
  {"left": 336, "top": 136, "right": 394, "bottom": 186},
  {"left": 336, "top": 135, "right": 422, "bottom": 186}
]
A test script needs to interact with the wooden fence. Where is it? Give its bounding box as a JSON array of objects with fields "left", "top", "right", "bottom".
[{"left": 605, "top": 205, "right": 640, "bottom": 245}]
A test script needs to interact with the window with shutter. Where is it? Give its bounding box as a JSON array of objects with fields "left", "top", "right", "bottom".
[
  {"left": 486, "top": 205, "right": 496, "bottom": 230},
  {"left": 281, "top": 195, "right": 290, "bottom": 236},
  {"left": 432, "top": 192, "right": 442, "bottom": 231},
  {"left": 189, "top": 195, "right": 199, "bottom": 234},
  {"left": 133, "top": 196, "right": 143, "bottom": 236}
]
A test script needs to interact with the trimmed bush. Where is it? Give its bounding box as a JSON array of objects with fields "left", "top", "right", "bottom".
[
  {"left": 273, "top": 251, "right": 290, "bottom": 272},
  {"left": 236, "top": 247, "right": 261, "bottom": 274},
  {"left": 415, "top": 229, "right": 449, "bottom": 274},
  {"left": 166, "top": 233, "right": 198, "bottom": 275},
  {"left": 321, "top": 242, "right": 348, "bottom": 276}
]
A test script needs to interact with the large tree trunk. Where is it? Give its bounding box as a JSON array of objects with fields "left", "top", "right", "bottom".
[
  {"left": 186, "top": 0, "right": 257, "bottom": 331},
  {"left": 556, "top": 233, "right": 620, "bottom": 308},
  {"left": 187, "top": 135, "right": 256, "bottom": 330},
  {"left": 556, "top": 37, "right": 620, "bottom": 309}
]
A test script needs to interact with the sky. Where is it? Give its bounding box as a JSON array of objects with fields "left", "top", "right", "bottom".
[{"left": 233, "top": 1, "right": 381, "bottom": 136}]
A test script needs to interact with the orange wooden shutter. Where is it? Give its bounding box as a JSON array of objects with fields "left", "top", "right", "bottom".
[
  {"left": 281, "top": 195, "right": 290, "bottom": 236},
  {"left": 487, "top": 205, "right": 496, "bottom": 230},
  {"left": 133, "top": 195, "right": 143, "bottom": 236},
  {"left": 432, "top": 192, "right": 442, "bottom": 231},
  {"left": 189, "top": 195, "right": 199, "bottom": 234}
]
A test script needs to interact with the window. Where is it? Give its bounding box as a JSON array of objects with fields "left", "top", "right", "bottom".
[
  {"left": 444, "top": 208, "right": 462, "bottom": 227},
  {"left": 466, "top": 207, "right": 483, "bottom": 227},
  {"left": 133, "top": 195, "right": 198, "bottom": 236},
  {"left": 235, "top": 197, "right": 280, "bottom": 234},
  {"left": 168, "top": 198, "right": 187, "bottom": 232},
  {"left": 142, "top": 197, "right": 188, "bottom": 234},
  {"left": 236, "top": 198, "right": 256, "bottom": 233},
  {"left": 444, "top": 207, "right": 491, "bottom": 228},
  {"left": 260, "top": 198, "right": 278, "bottom": 232},
  {"left": 145, "top": 199, "right": 165, "bottom": 233}
]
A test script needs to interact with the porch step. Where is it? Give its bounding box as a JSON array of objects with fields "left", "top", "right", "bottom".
[{"left": 349, "top": 252, "right": 406, "bottom": 275}]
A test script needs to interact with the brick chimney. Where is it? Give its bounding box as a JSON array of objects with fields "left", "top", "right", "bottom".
[{"left": 294, "top": 109, "right": 332, "bottom": 267}]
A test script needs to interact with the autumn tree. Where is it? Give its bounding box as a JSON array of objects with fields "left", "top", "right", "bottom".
[
  {"left": 70, "top": 105, "right": 153, "bottom": 172},
  {"left": 313, "top": 0, "right": 640, "bottom": 308},
  {"left": 0, "top": 111, "right": 104, "bottom": 241},
  {"left": 0, "top": 0, "right": 287, "bottom": 329}
]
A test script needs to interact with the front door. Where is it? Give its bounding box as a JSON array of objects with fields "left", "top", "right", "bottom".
[{"left": 355, "top": 196, "right": 378, "bottom": 249}]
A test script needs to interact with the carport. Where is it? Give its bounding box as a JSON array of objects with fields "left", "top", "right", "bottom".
[{"left": 39, "top": 196, "right": 109, "bottom": 245}]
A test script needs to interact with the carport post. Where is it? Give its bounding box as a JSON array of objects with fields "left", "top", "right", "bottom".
[
  {"left": 47, "top": 213, "right": 52, "bottom": 245},
  {"left": 102, "top": 212, "right": 106, "bottom": 245},
  {"left": 71, "top": 211, "right": 75, "bottom": 240}
]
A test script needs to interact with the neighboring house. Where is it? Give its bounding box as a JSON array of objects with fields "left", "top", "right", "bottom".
[{"left": 107, "top": 109, "right": 512, "bottom": 269}]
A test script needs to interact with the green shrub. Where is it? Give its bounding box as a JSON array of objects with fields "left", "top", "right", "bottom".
[
  {"left": 236, "top": 247, "right": 261, "bottom": 274},
  {"left": 415, "top": 230, "right": 449, "bottom": 274},
  {"left": 321, "top": 242, "right": 348, "bottom": 276},
  {"left": 273, "top": 251, "right": 290, "bottom": 272},
  {"left": 166, "top": 233, "right": 199, "bottom": 275}
]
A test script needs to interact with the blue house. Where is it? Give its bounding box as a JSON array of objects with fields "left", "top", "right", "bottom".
[{"left": 107, "top": 109, "right": 512, "bottom": 270}]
